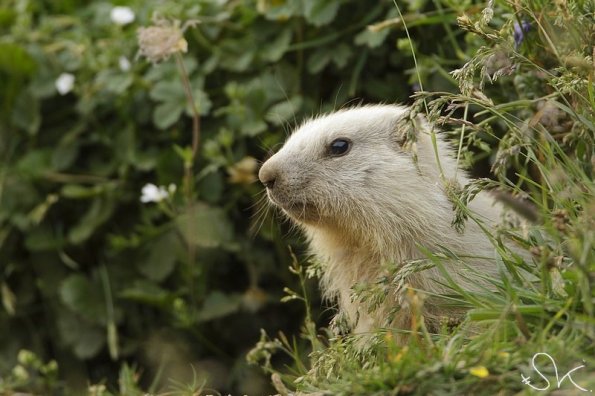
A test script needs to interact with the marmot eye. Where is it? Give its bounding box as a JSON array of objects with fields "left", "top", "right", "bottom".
[{"left": 328, "top": 138, "right": 351, "bottom": 157}]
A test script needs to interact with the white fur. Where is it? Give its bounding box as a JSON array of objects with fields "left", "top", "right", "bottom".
[{"left": 259, "top": 105, "right": 503, "bottom": 336}]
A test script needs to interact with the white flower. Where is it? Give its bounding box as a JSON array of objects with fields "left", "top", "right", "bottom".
[
  {"left": 55, "top": 73, "right": 75, "bottom": 95},
  {"left": 118, "top": 56, "right": 131, "bottom": 71},
  {"left": 140, "top": 183, "right": 169, "bottom": 203},
  {"left": 110, "top": 6, "right": 135, "bottom": 26}
]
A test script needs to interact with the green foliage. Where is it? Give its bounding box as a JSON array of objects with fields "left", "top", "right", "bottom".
[
  {"left": 1, "top": 0, "right": 592, "bottom": 394},
  {"left": 1, "top": 0, "right": 466, "bottom": 393}
]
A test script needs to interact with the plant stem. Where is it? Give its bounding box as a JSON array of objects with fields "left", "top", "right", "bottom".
[
  {"left": 175, "top": 53, "right": 201, "bottom": 160},
  {"left": 175, "top": 52, "right": 200, "bottom": 310}
]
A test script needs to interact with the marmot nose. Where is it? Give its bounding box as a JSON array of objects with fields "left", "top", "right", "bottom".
[{"left": 258, "top": 163, "right": 277, "bottom": 189}]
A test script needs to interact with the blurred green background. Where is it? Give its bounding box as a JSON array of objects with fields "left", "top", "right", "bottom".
[{"left": 0, "top": 0, "right": 568, "bottom": 394}]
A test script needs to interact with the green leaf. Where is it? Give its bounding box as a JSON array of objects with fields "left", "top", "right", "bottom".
[
  {"left": 149, "top": 80, "right": 185, "bottom": 102},
  {"left": 61, "top": 184, "right": 105, "bottom": 199},
  {"left": 16, "top": 149, "right": 52, "bottom": 179},
  {"left": 24, "top": 226, "right": 60, "bottom": 251},
  {"left": 355, "top": 27, "right": 390, "bottom": 48},
  {"left": 11, "top": 89, "right": 40, "bottom": 135},
  {"left": 153, "top": 100, "right": 184, "bottom": 130},
  {"left": 68, "top": 197, "right": 115, "bottom": 244},
  {"left": 259, "top": 0, "right": 301, "bottom": 20},
  {"left": 57, "top": 310, "right": 105, "bottom": 359},
  {"left": 97, "top": 71, "right": 133, "bottom": 94},
  {"left": 196, "top": 291, "right": 242, "bottom": 322},
  {"left": 307, "top": 48, "right": 332, "bottom": 74},
  {"left": 60, "top": 274, "right": 106, "bottom": 324},
  {"left": 120, "top": 280, "right": 172, "bottom": 307},
  {"left": 265, "top": 96, "right": 303, "bottom": 125},
  {"left": 51, "top": 140, "right": 80, "bottom": 171},
  {"left": 261, "top": 28, "right": 293, "bottom": 62},
  {"left": 185, "top": 88, "right": 212, "bottom": 116},
  {"left": 176, "top": 203, "right": 233, "bottom": 248},
  {"left": 332, "top": 44, "right": 352, "bottom": 68},
  {"left": 138, "top": 231, "right": 182, "bottom": 282},
  {"left": 304, "top": 0, "right": 341, "bottom": 26},
  {"left": 198, "top": 171, "right": 224, "bottom": 203}
]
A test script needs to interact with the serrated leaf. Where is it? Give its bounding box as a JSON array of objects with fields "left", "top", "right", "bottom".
[{"left": 176, "top": 203, "right": 233, "bottom": 248}]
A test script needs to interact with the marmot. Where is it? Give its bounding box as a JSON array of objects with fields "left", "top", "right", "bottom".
[{"left": 259, "top": 104, "right": 510, "bottom": 337}]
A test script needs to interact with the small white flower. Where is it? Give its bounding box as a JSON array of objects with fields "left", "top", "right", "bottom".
[
  {"left": 55, "top": 73, "right": 75, "bottom": 95},
  {"left": 110, "top": 6, "right": 135, "bottom": 26},
  {"left": 118, "top": 56, "right": 131, "bottom": 71},
  {"left": 140, "top": 183, "right": 169, "bottom": 203}
]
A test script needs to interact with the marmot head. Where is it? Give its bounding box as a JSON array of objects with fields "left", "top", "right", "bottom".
[{"left": 258, "top": 105, "right": 447, "bottom": 233}]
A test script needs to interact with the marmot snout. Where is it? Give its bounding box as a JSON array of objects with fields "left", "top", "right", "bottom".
[{"left": 260, "top": 104, "right": 507, "bottom": 337}]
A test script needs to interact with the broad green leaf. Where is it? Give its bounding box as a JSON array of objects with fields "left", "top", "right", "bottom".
[
  {"left": 354, "top": 27, "right": 390, "bottom": 48},
  {"left": 198, "top": 171, "right": 224, "bottom": 203},
  {"left": 153, "top": 100, "right": 184, "bottom": 130},
  {"left": 0, "top": 42, "right": 36, "bottom": 77},
  {"left": 16, "top": 150, "right": 52, "bottom": 179},
  {"left": 307, "top": 48, "right": 332, "bottom": 74},
  {"left": 11, "top": 89, "right": 40, "bottom": 135},
  {"left": 185, "top": 88, "right": 212, "bottom": 116},
  {"left": 68, "top": 197, "right": 115, "bottom": 244},
  {"left": 51, "top": 140, "right": 80, "bottom": 171},
  {"left": 259, "top": 0, "right": 301, "bottom": 20},
  {"left": 57, "top": 311, "right": 105, "bottom": 359},
  {"left": 149, "top": 80, "right": 185, "bottom": 102},
  {"left": 196, "top": 291, "right": 242, "bottom": 322},
  {"left": 265, "top": 96, "right": 303, "bottom": 125},
  {"left": 261, "top": 28, "right": 293, "bottom": 62},
  {"left": 24, "top": 226, "right": 60, "bottom": 251},
  {"left": 304, "top": 0, "right": 341, "bottom": 26},
  {"left": 138, "top": 231, "right": 182, "bottom": 282},
  {"left": 96, "top": 71, "right": 133, "bottom": 94},
  {"left": 60, "top": 274, "right": 106, "bottom": 324},
  {"left": 332, "top": 44, "right": 352, "bottom": 68},
  {"left": 176, "top": 203, "right": 233, "bottom": 248}
]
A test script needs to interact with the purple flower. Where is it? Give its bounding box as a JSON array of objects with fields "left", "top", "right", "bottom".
[{"left": 513, "top": 20, "right": 531, "bottom": 49}]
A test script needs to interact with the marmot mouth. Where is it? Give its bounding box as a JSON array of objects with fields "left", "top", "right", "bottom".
[{"left": 267, "top": 193, "right": 321, "bottom": 222}]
